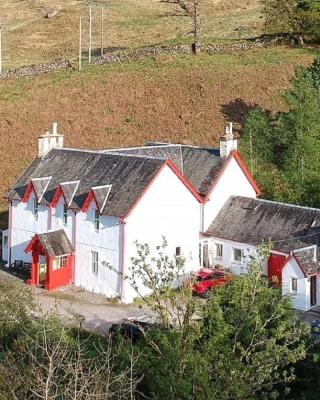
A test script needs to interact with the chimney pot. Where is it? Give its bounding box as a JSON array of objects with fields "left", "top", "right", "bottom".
[
  {"left": 220, "top": 122, "right": 238, "bottom": 158},
  {"left": 52, "top": 122, "right": 58, "bottom": 135},
  {"left": 38, "top": 122, "right": 64, "bottom": 158}
]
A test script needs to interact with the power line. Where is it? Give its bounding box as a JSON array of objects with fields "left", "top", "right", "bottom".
[{"left": 254, "top": 230, "right": 320, "bottom": 246}]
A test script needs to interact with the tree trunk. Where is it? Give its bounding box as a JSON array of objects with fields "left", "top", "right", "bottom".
[{"left": 192, "top": 0, "right": 200, "bottom": 55}]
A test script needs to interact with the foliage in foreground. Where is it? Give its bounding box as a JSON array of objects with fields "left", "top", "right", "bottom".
[
  {"left": 240, "top": 57, "right": 320, "bottom": 207},
  {"left": 0, "top": 279, "right": 139, "bottom": 400},
  {"left": 119, "top": 243, "right": 309, "bottom": 400}
]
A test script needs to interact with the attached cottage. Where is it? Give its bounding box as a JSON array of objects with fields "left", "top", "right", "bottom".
[
  {"left": 3, "top": 122, "right": 320, "bottom": 310},
  {"left": 202, "top": 196, "right": 320, "bottom": 311}
]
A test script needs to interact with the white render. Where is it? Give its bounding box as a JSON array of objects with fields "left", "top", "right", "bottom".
[
  {"left": 123, "top": 164, "right": 201, "bottom": 303},
  {"left": 282, "top": 257, "right": 311, "bottom": 311},
  {"left": 6, "top": 163, "right": 202, "bottom": 302},
  {"left": 74, "top": 202, "right": 121, "bottom": 298},
  {"left": 199, "top": 235, "right": 269, "bottom": 276},
  {"left": 10, "top": 192, "right": 48, "bottom": 264},
  {"left": 203, "top": 156, "right": 257, "bottom": 231},
  {"left": 5, "top": 129, "right": 283, "bottom": 304},
  {"left": 38, "top": 123, "right": 64, "bottom": 158}
]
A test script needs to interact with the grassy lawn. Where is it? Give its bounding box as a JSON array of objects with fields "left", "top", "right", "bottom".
[{"left": 0, "top": 0, "right": 263, "bottom": 69}]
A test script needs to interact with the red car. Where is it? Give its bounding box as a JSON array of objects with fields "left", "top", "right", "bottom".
[{"left": 192, "top": 268, "right": 232, "bottom": 298}]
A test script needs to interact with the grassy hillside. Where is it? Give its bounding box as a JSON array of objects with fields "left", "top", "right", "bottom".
[
  {"left": 0, "top": 45, "right": 319, "bottom": 228},
  {"left": 1, "top": 0, "right": 263, "bottom": 69}
]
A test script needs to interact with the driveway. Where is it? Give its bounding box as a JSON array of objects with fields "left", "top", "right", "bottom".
[{"left": 0, "top": 269, "right": 147, "bottom": 335}]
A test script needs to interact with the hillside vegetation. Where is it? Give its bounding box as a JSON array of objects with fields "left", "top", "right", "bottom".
[
  {"left": 0, "top": 0, "right": 319, "bottom": 228},
  {"left": 0, "top": 45, "right": 319, "bottom": 228},
  {"left": 1, "top": 0, "right": 262, "bottom": 68}
]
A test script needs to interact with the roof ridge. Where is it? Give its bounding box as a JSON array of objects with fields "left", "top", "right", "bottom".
[
  {"left": 243, "top": 196, "right": 320, "bottom": 213},
  {"left": 51, "top": 148, "right": 166, "bottom": 162}
]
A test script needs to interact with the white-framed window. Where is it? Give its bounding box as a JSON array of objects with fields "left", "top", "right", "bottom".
[
  {"left": 215, "top": 243, "right": 223, "bottom": 259},
  {"left": 53, "top": 256, "right": 68, "bottom": 270},
  {"left": 94, "top": 209, "right": 100, "bottom": 231},
  {"left": 232, "top": 248, "right": 242, "bottom": 263},
  {"left": 63, "top": 204, "right": 68, "bottom": 226},
  {"left": 291, "top": 278, "right": 298, "bottom": 293},
  {"left": 33, "top": 198, "right": 38, "bottom": 221},
  {"left": 3, "top": 235, "right": 8, "bottom": 247},
  {"left": 175, "top": 246, "right": 181, "bottom": 257},
  {"left": 91, "top": 251, "right": 99, "bottom": 275}
]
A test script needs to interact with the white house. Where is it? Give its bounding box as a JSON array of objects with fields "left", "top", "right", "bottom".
[
  {"left": 4, "top": 122, "right": 319, "bottom": 310},
  {"left": 4, "top": 122, "right": 261, "bottom": 303},
  {"left": 201, "top": 196, "right": 320, "bottom": 311}
]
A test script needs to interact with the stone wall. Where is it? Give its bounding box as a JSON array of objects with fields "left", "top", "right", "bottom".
[{"left": 0, "top": 38, "right": 285, "bottom": 80}]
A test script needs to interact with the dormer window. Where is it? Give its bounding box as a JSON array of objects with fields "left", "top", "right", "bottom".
[
  {"left": 33, "top": 199, "right": 38, "bottom": 221},
  {"left": 94, "top": 209, "right": 100, "bottom": 231},
  {"left": 63, "top": 204, "right": 68, "bottom": 226}
]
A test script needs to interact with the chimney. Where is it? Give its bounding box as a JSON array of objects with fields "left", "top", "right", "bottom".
[
  {"left": 219, "top": 122, "right": 238, "bottom": 158},
  {"left": 38, "top": 122, "right": 64, "bottom": 158}
]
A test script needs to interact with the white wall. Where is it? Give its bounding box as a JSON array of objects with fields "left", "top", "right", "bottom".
[
  {"left": 74, "top": 201, "right": 121, "bottom": 298},
  {"left": 200, "top": 237, "right": 261, "bottom": 275},
  {"left": 282, "top": 258, "right": 309, "bottom": 311},
  {"left": 123, "top": 164, "right": 201, "bottom": 303},
  {"left": 10, "top": 193, "right": 48, "bottom": 263},
  {"left": 51, "top": 196, "right": 73, "bottom": 241},
  {"left": 203, "top": 156, "right": 257, "bottom": 231}
]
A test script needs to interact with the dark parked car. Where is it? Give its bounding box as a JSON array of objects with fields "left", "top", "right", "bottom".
[
  {"left": 311, "top": 320, "right": 320, "bottom": 339},
  {"left": 109, "top": 315, "right": 157, "bottom": 341}
]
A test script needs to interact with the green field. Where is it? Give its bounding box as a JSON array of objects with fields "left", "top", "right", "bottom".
[{"left": 1, "top": 0, "right": 263, "bottom": 69}]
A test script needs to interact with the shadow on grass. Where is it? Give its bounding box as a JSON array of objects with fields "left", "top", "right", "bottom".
[{"left": 220, "top": 98, "right": 258, "bottom": 127}]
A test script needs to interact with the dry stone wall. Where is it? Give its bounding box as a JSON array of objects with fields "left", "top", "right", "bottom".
[{"left": 0, "top": 38, "right": 287, "bottom": 80}]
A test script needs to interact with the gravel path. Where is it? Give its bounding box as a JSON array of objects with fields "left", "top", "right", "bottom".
[{"left": 0, "top": 269, "right": 147, "bottom": 335}]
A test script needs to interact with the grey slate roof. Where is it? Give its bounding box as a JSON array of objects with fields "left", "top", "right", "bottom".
[
  {"left": 92, "top": 185, "right": 112, "bottom": 213},
  {"left": 103, "top": 143, "right": 223, "bottom": 196},
  {"left": 37, "top": 229, "right": 73, "bottom": 257},
  {"left": 31, "top": 177, "right": 52, "bottom": 202},
  {"left": 60, "top": 181, "right": 80, "bottom": 207},
  {"left": 294, "top": 248, "right": 320, "bottom": 276},
  {"left": 6, "top": 149, "right": 165, "bottom": 218},
  {"left": 205, "top": 196, "right": 320, "bottom": 253}
]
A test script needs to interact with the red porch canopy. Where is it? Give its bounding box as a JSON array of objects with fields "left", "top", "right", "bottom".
[{"left": 25, "top": 229, "right": 74, "bottom": 291}]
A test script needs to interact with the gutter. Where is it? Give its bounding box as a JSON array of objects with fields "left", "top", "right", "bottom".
[
  {"left": 72, "top": 211, "right": 77, "bottom": 284},
  {"left": 119, "top": 218, "right": 126, "bottom": 301},
  {"left": 8, "top": 201, "right": 12, "bottom": 266}
]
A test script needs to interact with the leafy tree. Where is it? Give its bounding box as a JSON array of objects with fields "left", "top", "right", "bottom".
[
  {"left": 240, "top": 58, "right": 320, "bottom": 207},
  {"left": 260, "top": 0, "right": 320, "bottom": 42},
  {"left": 306, "top": 57, "right": 320, "bottom": 90},
  {"left": 118, "top": 243, "right": 308, "bottom": 400},
  {"left": 278, "top": 66, "right": 320, "bottom": 205},
  {"left": 298, "top": 0, "right": 320, "bottom": 41},
  {"left": 0, "top": 279, "right": 139, "bottom": 400},
  {"left": 240, "top": 108, "right": 281, "bottom": 198},
  {"left": 0, "top": 278, "right": 34, "bottom": 352},
  {"left": 261, "top": 0, "right": 300, "bottom": 36},
  {"left": 199, "top": 249, "right": 308, "bottom": 399}
]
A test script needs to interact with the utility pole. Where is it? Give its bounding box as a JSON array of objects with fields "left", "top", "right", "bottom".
[
  {"left": 0, "top": 19, "right": 3, "bottom": 75},
  {"left": 79, "top": 16, "right": 82, "bottom": 71},
  {"left": 101, "top": 3, "right": 104, "bottom": 56},
  {"left": 89, "top": 3, "right": 92, "bottom": 63}
]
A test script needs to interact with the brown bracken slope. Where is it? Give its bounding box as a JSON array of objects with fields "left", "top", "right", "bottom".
[{"left": 0, "top": 46, "right": 318, "bottom": 227}]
